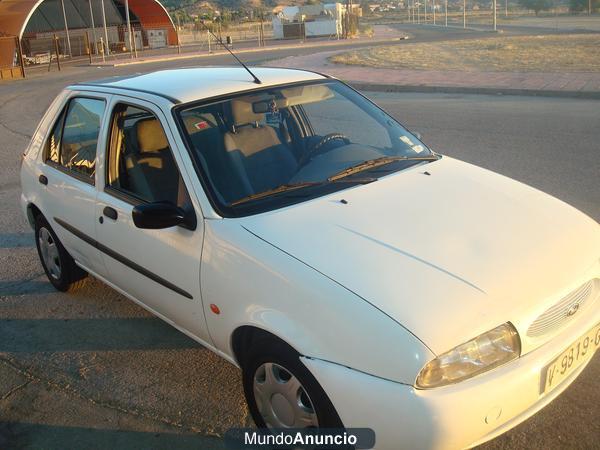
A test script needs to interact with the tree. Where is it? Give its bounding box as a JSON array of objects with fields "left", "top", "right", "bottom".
[
  {"left": 517, "top": 0, "right": 552, "bottom": 15},
  {"left": 569, "top": 0, "right": 599, "bottom": 11}
]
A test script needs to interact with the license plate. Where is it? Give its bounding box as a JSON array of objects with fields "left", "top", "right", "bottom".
[{"left": 540, "top": 323, "right": 600, "bottom": 395}]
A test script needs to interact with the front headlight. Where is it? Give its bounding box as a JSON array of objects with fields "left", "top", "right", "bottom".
[{"left": 416, "top": 323, "right": 521, "bottom": 389}]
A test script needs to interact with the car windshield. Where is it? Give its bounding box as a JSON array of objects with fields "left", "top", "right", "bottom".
[{"left": 176, "top": 80, "right": 437, "bottom": 216}]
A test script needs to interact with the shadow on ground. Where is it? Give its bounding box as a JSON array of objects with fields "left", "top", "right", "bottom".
[
  {"left": 0, "top": 318, "right": 203, "bottom": 352},
  {"left": 0, "top": 422, "right": 225, "bottom": 450}
]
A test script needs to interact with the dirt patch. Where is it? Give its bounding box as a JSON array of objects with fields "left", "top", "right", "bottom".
[{"left": 330, "top": 34, "right": 600, "bottom": 72}]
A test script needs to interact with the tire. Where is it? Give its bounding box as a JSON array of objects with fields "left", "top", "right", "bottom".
[
  {"left": 242, "top": 338, "right": 344, "bottom": 430},
  {"left": 34, "top": 214, "right": 87, "bottom": 292}
]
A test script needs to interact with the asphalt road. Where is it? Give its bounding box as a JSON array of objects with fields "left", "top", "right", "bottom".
[{"left": 1, "top": 26, "right": 599, "bottom": 450}]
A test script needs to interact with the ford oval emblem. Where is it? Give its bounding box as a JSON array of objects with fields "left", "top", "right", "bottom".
[{"left": 566, "top": 304, "right": 580, "bottom": 317}]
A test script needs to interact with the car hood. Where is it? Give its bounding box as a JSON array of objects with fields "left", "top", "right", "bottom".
[{"left": 240, "top": 157, "right": 600, "bottom": 354}]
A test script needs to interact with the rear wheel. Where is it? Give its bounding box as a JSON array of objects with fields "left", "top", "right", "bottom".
[
  {"left": 34, "top": 215, "right": 87, "bottom": 292},
  {"left": 242, "top": 338, "right": 344, "bottom": 430}
]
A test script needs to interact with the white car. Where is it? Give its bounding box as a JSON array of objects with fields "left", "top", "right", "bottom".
[{"left": 20, "top": 67, "right": 600, "bottom": 449}]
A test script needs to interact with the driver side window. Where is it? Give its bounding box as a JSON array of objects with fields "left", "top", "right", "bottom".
[
  {"left": 106, "top": 103, "right": 190, "bottom": 207},
  {"left": 301, "top": 90, "right": 392, "bottom": 149}
]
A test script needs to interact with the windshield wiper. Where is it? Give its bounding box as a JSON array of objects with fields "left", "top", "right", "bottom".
[
  {"left": 328, "top": 155, "right": 440, "bottom": 182},
  {"left": 229, "top": 156, "right": 431, "bottom": 206},
  {"left": 230, "top": 182, "right": 322, "bottom": 206}
]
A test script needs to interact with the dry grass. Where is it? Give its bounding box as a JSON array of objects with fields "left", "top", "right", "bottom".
[{"left": 329, "top": 34, "right": 600, "bottom": 72}]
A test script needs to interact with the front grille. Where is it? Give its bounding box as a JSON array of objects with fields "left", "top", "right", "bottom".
[{"left": 527, "top": 280, "right": 595, "bottom": 338}]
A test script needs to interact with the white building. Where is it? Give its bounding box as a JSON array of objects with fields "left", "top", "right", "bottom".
[{"left": 272, "top": 3, "right": 348, "bottom": 39}]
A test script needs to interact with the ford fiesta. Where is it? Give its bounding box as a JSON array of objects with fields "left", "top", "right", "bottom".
[{"left": 20, "top": 67, "right": 600, "bottom": 449}]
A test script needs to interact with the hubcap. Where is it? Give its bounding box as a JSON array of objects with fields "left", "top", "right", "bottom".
[
  {"left": 38, "top": 227, "right": 61, "bottom": 280},
  {"left": 253, "top": 362, "right": 319, "bottom": 428}
]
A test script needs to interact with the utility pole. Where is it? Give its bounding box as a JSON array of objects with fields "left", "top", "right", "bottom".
[
  {"left": 124, "top": 0, "right": 133, "bottom": 58},
  {"left": 589, "top": 0, "right": 592, "bottom": 14},
  {"left": 493, "top": 0, "right": 497, "bottom": 30},
  {"left": 88, "top": 0, "right": 97, "bottom": 55},
  {"left": 60, "top": 0, "right": 72, "bottom": 57},
  {"left": 445, "top": 0, "right": 448, "bottom": 25},
  {"left": 424, "top": 0, "right": 427, "bottom": 23},
  {"left": 505, "top": 0, "right": 508, "bottom": 17},
  {"left": 463, "top": 0, "right": 466, "bottom": 28},
  {"left": 100, "top": 0, "right": 110, "bottom": 56},
  {"left": 433, "top": 0, "right": 436, "bottom": 24}
]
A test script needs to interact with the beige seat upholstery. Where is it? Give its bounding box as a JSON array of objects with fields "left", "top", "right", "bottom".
[
  {"left": 124, "top": 118, "right": 180, "bottom": 204},
  {"left": 224, "top": 99, "right": 296, "bottom": 195}
]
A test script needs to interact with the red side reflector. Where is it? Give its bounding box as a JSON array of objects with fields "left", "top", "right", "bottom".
[{"left": 210, "top": 304, "right": 220, "bottom": 315}]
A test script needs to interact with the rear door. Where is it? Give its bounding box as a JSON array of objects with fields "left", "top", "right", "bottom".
[
  {"left": 94, "top": 96, "right": 209, "bottom": 342},
  {"left": 39, "top": 93, "right": 109, "bottom": 276}
]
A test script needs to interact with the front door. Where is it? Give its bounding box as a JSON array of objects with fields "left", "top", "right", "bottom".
[{"left": 95, "top": 97, "right": 209, "bottom": 343}]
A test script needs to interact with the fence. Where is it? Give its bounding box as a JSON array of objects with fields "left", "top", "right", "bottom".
[
  {"left": 0, "top": 36, "right": 25, "bottom": 80},
  {"left": 177, "top": 22, "right": 273, "bottom": 47}
]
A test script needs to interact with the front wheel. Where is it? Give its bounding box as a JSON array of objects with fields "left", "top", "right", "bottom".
[{"left": 242, "top": 338, "right": 344, "bottom": 429}]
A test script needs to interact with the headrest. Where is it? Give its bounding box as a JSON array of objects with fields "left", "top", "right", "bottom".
[
  {"left": 136, "top": 118, "right": 168, "bottom": 153},
  {"left": 231, "top": 99, "right": 263, "bottom": 127}
]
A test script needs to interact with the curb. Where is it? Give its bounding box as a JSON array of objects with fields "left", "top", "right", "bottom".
[
  {"left": 347, "top": 82, "right": 600, "bottom": 99},
  {"left": 97, "top": 36, "right": 407, "bottom": 68}
]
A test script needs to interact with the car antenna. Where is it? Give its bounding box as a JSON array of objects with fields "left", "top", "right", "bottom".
[{"left": 199, "top": 21, "right": 261, "bottom": 85}]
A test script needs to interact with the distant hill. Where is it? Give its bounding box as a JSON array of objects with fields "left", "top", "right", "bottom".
[
  {"left": 161, "top": 0, "right": 306, "bottom": 14},
  {"left": 161, "top": 0, "right": 270, "bottom": 11}
]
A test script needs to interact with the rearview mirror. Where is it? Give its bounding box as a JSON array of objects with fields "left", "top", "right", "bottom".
[{"left": 132, "top": 202, "right": 196, "bottom": 230}]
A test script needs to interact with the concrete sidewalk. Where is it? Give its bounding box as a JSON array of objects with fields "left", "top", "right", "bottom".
[{"left": 269, "top": 48, "right": 600, "bottom": 99}]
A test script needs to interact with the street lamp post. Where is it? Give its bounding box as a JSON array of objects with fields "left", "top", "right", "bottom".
[
  {"left": 60, "top": 0, "right": 72, "bottom": 57},
  {"left": 100, "top": 0, "right": 110, "bottom": 56},
  {"left": 463, "top": 0, "right": 466, "bottom": 28},
  {"left": 88, "top": 0, "right": 97, "bottom": 55},
  {"left": 493, "top": 0, "right": 497, "bottom": 30},
  {"left": 433, "top": 0, "right": 436, "bottom": 24},
  {"left": 124, "top": 0, "right": 134, "bottom": 58},
  {"left": 445, "top": 0, "right": 448, "bottom": 26}
]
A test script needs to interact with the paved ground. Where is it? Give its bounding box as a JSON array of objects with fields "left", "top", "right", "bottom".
[
  {"left": 1, "top": 26, "right": 599, "bottom": 450},
  {"left": 270, "top": 24, "right": 600, "bottom": 97}
]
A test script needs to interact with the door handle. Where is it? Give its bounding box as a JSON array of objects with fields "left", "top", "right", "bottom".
[
  {"left": 103, "top": 206, "right": 118, "bottom": 221},
  {"left": 38, "top": 174, "right": 48, "bottom": 185}
]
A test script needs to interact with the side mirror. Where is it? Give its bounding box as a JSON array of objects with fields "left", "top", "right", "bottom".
[{"left": 132, "top": 202, "right": 196, "bottom": 230}]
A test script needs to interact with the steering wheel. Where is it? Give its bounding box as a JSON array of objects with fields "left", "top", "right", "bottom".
[{"left": 299, "top": 133, "right": 351, "bottom": 167}]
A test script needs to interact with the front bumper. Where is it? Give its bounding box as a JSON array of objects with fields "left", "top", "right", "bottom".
[{"left": 302, "top": 307, "right": 599, "bottom": 450}]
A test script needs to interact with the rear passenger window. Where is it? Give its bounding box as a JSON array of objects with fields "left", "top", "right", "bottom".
[
  {"left": 106, "top": 104, "right": 190, "bottom": 207},
  {"left": 46, "top": 109, "right": 65, "bottom": 164},
  {"left": 45, "top": 97, "right": 105, "bottom": 181}
]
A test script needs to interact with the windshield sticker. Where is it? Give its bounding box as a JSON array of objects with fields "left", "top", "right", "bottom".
[
  {"left": 400, "top": 135, "right": 424, "bottom": 153},
  {"left": 194, "top": 121, "right": 209, "bottom": 130},
  {"left": 400, "top": 135, "right": 414, "bottom": 145}
]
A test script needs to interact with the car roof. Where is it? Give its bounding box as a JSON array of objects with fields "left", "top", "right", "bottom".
[{"left": 73, "top": 67, "right": 328, "bottom": 105}]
